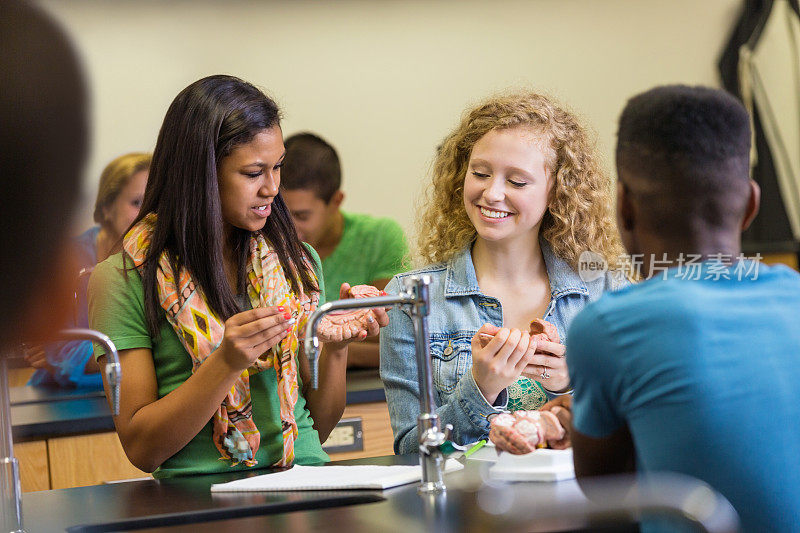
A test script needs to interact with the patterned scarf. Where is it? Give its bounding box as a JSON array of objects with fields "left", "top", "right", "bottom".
[{"left": 123, "top": 213, "right": 318, "bottom": 467}]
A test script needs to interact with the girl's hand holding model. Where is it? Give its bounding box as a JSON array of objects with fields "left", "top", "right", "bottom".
[{"left": 470, "top": 323, "right": 569, "bottom": 405}]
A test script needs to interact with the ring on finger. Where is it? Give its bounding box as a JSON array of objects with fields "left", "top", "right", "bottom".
[{"left": 540, "top": 368, "right": 551, "bottom": 380}]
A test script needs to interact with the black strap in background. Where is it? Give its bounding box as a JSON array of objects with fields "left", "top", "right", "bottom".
[{"left": 718, "top": 0, "right": 796, "bottom": 247}]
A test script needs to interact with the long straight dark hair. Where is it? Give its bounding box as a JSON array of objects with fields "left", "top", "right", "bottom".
[{"left": 129, "top": 75, "right": 318, "bottom": 337}]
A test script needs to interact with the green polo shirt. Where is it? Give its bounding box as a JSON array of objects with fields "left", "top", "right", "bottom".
[
  {"left": 321, "top": 211, "right": 409, "bottom": 302},
  {"left": 88, "top": 247, "right": 329, "bottom": 478}
]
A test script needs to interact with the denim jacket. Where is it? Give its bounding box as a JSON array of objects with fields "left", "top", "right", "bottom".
[{"left": 379, "top": 240, "right": 625, "bottom": 454}]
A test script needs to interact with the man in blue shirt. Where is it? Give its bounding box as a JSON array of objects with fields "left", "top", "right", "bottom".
[{"left": 563, "top": 85, "right": 800, "bottom": 532}]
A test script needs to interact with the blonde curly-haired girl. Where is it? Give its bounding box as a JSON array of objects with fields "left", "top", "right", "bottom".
[
  {"left": 418, "top": 91, "right": 623, "bottom": 269},
  {"left": 380, "top": 91, "right": 626, "bottom": 454}
]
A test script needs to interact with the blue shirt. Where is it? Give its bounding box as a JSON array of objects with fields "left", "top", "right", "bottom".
[
  {"left": 380, "top": 241, "right": 624, "bottom": 454},
  {"left": 568, "top": 262, "right": 800, "bottom": 532},
  {"left": 29, "top": 226, "right": 102, "bottom": 389}
]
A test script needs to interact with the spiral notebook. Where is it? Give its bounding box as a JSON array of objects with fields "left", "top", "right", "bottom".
[{"left": 210, "top": 460, "right": 464, "bottom": 492}]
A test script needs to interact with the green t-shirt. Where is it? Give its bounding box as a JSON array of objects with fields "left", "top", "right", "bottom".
[
  {"left": 88, "top": 246, "right": 329, "bottom": 478},
  {"left": 321, "top": 211, "right": 409, "bottom": 303}
]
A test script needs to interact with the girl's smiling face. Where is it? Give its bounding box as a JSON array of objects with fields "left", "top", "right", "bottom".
[
  {"left": 217, "top": 126, "right": 285, "bottom": 233},
  {"left": 463, "top": 126, "right": 555, "bottom": 247}
]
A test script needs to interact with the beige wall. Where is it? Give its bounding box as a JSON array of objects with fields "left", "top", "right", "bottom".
[{"left": 39, "top": 0, "right": 740, "bottom": 243}]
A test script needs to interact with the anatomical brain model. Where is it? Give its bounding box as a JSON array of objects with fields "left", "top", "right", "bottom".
[
  {"left": 317, "top": 284, "right": 381, "bottom": 342},
  {"left": 489, "top": 410, "right": 565, "bottom": 454},
  {"left": 528, "top": 317, "right": 559, "bottom": 344},
  {"left": 488, "top": 318, "right": 566, "bottom": 454}
]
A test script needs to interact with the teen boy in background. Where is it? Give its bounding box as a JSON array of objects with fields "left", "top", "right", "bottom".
[{"left": 281, "top": 132, "right": 409, "bottom": 368}]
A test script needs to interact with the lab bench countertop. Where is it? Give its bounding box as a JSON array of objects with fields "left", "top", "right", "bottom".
[
  {"left": 20, "top": 454, "right": 599, "bottom": 533},
  {"left": 10, "top": 368, "right": 385, "bottom": 441}
]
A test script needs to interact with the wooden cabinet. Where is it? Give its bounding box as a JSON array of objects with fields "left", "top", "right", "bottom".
[
  {"left": 15, "top": 432, "right": 150, "bottom": 492},
  {"left": 7, "top": 367, "right": 34, "bottom": 388},
  {"left": 15, "top": 440, "right": 49, "bottom": 492},
  {"left": 48, "top": 432, "right": 150, "bottom": 489}
]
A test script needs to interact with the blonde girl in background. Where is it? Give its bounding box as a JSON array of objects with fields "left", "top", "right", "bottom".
[{"left": 26, "top": 152, "right": 150, "bottom": 388}]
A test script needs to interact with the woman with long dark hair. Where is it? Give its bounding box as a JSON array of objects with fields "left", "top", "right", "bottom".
[{"left": 88, "top": 75, "right": 386, "bottom": 477}]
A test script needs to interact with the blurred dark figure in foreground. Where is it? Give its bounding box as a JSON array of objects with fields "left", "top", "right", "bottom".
[
  {"left": 25, "top": 153, "right": 150, "bottom": 388},
  {"left": 0, "top": 0, "right": 88, "bottom": 354},
  {"left": 1, "top": 1, "right": 88, "bottom": 530}
]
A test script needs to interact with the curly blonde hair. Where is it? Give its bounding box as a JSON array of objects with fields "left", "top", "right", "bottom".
[{"left": 416, "top": 91, "right": 623, "bottom": 271}]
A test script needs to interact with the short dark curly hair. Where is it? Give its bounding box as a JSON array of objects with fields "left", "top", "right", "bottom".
[
  {"left": 616, "top": 85, "right": 752, "bottom": 233},
  {"left": 281, "top": 132, "right": 341, "bottom": 203}
]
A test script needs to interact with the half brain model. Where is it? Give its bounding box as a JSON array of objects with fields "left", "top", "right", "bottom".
[
  {"left": 488, "top": 318, "right": 565, "bottom": 454},
  {"left": 317, "top": 285, "right": 381, "bottom": 341},
  {"left": 489, "top": 410, "right": 565, "bottom": 454},
  {"left": 529, "top": 317, "right": 559, "bottom": 344}
]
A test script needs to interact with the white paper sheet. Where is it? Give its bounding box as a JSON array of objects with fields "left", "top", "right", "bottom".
[
  {"left": 210, "top": 459, "right": 464, "bottom": 492},
  {"left": 489, "top": 448, "right": 575, "bottom": 482}
]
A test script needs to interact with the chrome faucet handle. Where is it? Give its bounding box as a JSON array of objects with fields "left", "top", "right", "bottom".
[
  {"left": 443, "top": 423, "right": 453, "bottom": 441},
  {"left": 59, "top": 328, "right": 121, "bottom": 416},
  {"left": 73, "top": 266, "right": 94, "bottom": 325},
  {"left": 303, "top": 334, "right": 321, "bottom": 389},
  {"left": 419, "top": 427, "right": 446, "bottom": 453},
  {"left": 104, "top": 359, "right": 121, "bottom": 416},
  {"left": 419, "top": 424, "right": 462, "bottom": 458},
  {"left": 304, "top": 292, "right": 411, "bottom": 389}
]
